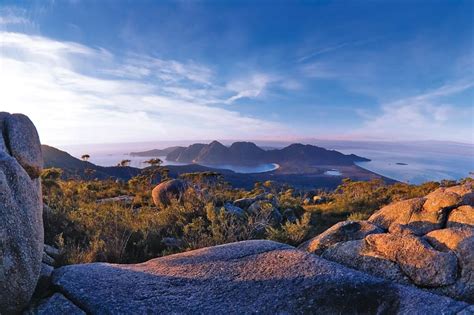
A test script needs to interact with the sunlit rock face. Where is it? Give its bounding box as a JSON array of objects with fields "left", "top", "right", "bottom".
[
  {"left": 0, "top": 112, "right": 44, "bottom": 313},
  {"left": 300, "top": 183, "right": 474, "bottom": 303}
]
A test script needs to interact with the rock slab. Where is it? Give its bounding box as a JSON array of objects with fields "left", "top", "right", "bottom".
[{"left": 48, "top": 240, "right": 471, "bottom": 314}]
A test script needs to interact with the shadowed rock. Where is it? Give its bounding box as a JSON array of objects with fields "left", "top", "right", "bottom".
[
  {"left": 46, "top": 240, "right": 471, "bottom": 314},
  {"left": 26, "top": 293, "right": 85, "bottom": 315},
  {"left": 0, "top": 112, "right": 44, "bottom": 313},
  {"left": 298, "top": 220, "right": 383, "bottom": 254}
]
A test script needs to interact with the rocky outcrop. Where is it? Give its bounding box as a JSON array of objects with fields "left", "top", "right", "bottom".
[
  {"left": 299, "top": 183, "right": 474, "bottom": 303},
  {"left": 298, "top": 221, "right": 383, "bottom": 254},
  {"left": 29, "top": 240, "right": 471, "bottom": 314},
  {"left": 151, "top": 179, "right": 187, "bottom": 208},
  {"left": 447, "top": 205, "right": 474, "bottom": 228},
  {"left": 321, "top": 240, "right": 412, "bottom": 284},
  {"left": 222, "top": 202, "right": 245, "bottom": 216},
  {"left": 365, "top": 233, "right": 458, "bottom": 287},
  {"left": 233, "top": 193, "right": 269, "bottom": 209},
  {"left": 0, "top": 112, "right": 44, "bottom": 313}
]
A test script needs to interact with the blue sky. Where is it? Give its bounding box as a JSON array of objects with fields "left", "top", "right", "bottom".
[{"left": 0, "top": 0, "right": 473, "bottom": 145}]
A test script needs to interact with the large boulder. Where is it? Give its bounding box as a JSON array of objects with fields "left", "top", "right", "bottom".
[
  {"left": 0, "top": 112, "right": 44, "bottom": 313},
  {"left": 424, "top": 228, "right": 474, "bottom": 303},
  {"left": 222, "top": 202, "right": 245, "bottom": 217},
  {"left": 151, "top": 179, "right": 187, "bottom": 208},
  {"left": 44, "top": 240, "right": 471, "bottom": 314},
  {"left": 247, "top": 200, "right": 282, "bottom": 226},
  {"left": 298, "top": 220, "right": 383, "bottom": 254},
  {"left": 423, "top": 188, "right": 462, "bottom": 213},
  {"left": 1, "top": 113, "right": 43, "bottom": 179},
  {"left": 368, "top": 189, "right": 467, "bottom": 235},
  {"left": 365, "top": 233, "right": 458, "bottom": 287},
  {"left": 321, "top": 240, "right": 411, "bottom": 284},
  {"left": 368, "top": 198, "right": 425, "bottom": 231},
  {"left": 424, "top": 227, "right": 474, "bottom": 252},
  {"left": 447, "top": 205, "right": 474, "bottom": 228},
  {"left": 446, "top": 182, "right": 474, "bottom": 206}
]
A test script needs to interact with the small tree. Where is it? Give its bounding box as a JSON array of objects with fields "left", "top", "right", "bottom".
[
  {"left": 81, "top": 154, "right": 90, "bottom": 161},
  {"left": 84, "top": 168, "right": 96, "bottom": 180},
  {"left": 40, "top": 168, "right": 63, "bottom": 202},
  {"left": 118, "top": 159, "right": 131, "bottom": 167},
  {"left": 142, "top": 158, "right": 169, "bottom": 185},
  {"left": 144, "top": 158, "right": 163, "bottom": 167}
]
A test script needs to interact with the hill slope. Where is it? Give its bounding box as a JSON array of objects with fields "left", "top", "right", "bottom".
[{"left": 42, "top": 145, "right": 140, "bottom": 180}]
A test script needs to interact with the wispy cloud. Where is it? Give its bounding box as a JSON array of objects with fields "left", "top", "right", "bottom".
[
  {"left": 224, "top": 73, "right": 300, "bottom": 104},
  {"left": 354, "top": 82, "right": 474, "bottom": 142},
  {"left": 0, "top": 31, "right": 287, "bottom": 145},
  {"left": 225, "top": 73, "right": 278, "bottom": 103},
  {"left": 0, "top": 7, "right": 31, "bottom": 26},
  {"left": 297, "top": 38, "right": 381, "bottom": 63},
  {"left": 107, "top": 56, "right": 214, "bottom": 85}
]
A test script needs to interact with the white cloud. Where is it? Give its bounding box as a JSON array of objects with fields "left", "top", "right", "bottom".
[{"left": 0, "top": 31, "right": 286, "bottom": 145}]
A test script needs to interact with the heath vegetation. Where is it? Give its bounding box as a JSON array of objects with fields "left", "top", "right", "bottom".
[{"left": 41, "top": 166, "right": 469, "bottom": 265}]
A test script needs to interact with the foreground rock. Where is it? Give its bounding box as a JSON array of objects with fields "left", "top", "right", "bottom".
[
  {"left": 26, "top": 293, "right": 85, "bottom": 315},
  {"left": 300, "top": 183, "right": 474, "bottom": 303},
  {"left": 0, "top": 112, "right": 44, "bottom": 313},
  {"left": 36, "top": 240, "right": 471, "bottom": 314}
]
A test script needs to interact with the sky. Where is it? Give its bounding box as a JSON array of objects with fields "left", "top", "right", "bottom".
[{"left": 0, "top": 0, "right": 473, "bottom": 146}]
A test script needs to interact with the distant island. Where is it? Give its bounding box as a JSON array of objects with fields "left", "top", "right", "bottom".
[
  {"left": 130, "top": 141, "right": 370, "bottom": 166},
  {"left": 396, "top": 162, "right": 408, "bottom": 165}
]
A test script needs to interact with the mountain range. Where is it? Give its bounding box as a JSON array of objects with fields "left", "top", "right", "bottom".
[
  {"left": 131, "top": 141, "right": 370, "bottom": 166},
  {"left": 42, "top": 143, "right": 387, "bottom": 189}
]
